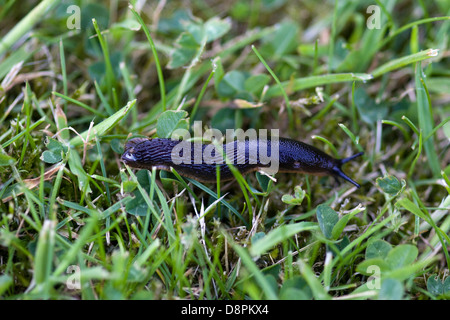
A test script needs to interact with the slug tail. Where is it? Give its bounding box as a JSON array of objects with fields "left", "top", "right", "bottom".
[{"left": 332, "top": 152, "right": 364, "bottom": 188}]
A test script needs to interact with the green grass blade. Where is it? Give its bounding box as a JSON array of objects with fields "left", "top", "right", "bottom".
[
  {"left": 371, "top": 49, "right": 439, "bottom": 78},
  {"left": 250, "top": 222, "right": 318, "bottom": 256},
  {"left": 92, "top": 18, "right": 117, "bottom": 109},
  {"left": 59, "top": 39, "right": 68, "bottom": 112},
  {"left": 415, "top": 62, "right": 441, "bottom": 177},
  {"left": 252, "top": 45, "right": 293, "bottom": 127},
  {"left": 129, "top": 4, "right": 166, "bottom": 110},
  {"left": 265, "top": 73, "right": 373, "bottom": 99},
  {"left": 53, "top": 91, "right": 106, "bottom": 118},
  {"left": 228, "top": 237, "right": 278, "bottom": 300},
  {"left": 190, "top": 64, "right": 215, "bottom": 124},
  {"left": 297, "top": 259, "right": 331, "bottom": 300},
  {"left": 327, "top": 0, "right": 338, "bottom": 72},
  {"left": 53, "top": 215, "right": 99, "bottom": 277},
  {"left": 31, "top": 220, "right": 56, "bottom": 298},
  {"left": 69, "top": 99, "right": 135, "bottom": 147},
  {"left": 0, "top": 0, "right": 61, "bottom": 56},
  {"left": 378, "top": 16, "right": 450, "bottom": 50}
]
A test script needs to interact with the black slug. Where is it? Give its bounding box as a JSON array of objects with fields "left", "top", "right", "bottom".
[{"left": 121, "top": 137, "right": 363, "bottom": 188}]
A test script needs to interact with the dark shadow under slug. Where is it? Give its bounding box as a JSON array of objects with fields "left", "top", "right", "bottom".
[{"left": 121, "top": 137, "right": 364, "bottom": 188}]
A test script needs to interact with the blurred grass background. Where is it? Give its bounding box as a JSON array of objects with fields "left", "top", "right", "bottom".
[{"left": 0, "top": 0, "right": 449, "bottom": 300}]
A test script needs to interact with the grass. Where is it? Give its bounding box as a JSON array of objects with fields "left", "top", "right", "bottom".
[{"left": 0, "top": 0, "right": 449, "bottom": 300}]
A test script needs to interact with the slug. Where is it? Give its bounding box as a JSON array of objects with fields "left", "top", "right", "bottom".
[{"left": 121, "top": 137, "right": 363, "bottom": 188}]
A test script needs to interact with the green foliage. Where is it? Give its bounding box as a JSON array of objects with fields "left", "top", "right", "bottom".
[
  {"left": 316, "top": 204, "right": 339, "bottom": 239},
  {"left": 156, "top": 110, "right": 190, "bottom": 138},
  {"left": 41, "top": 138, "right": 68, "bottom": 164},
  {"left": 0, "top": 153, "right": 15, "bottom": 166},
  {"left": 365, "top": 240, "right": 392, "bottom": 260},
  {"left": 378, "top": 278, "right": 404, "bottom": 300},
  {"left": 261, "top": 20, "right": 299, "bottom": 59},
  {"left": 250, "top": 222, "right": 318, "bottom": 256},
  {"left": 0, "top": 0, "right": 448, "bottom": 301},
  {"left": 167, "top": 14, "right": 231, "bottom": 69},
  {"left": 356, "top": 242, "right": 429, "bottom": 288},
  {"left": 354, "top": 87, "right": 388, "bottom": 126},
  {"left": 281, "top": 185, "right": 307, "bottom": 206},
  {"left": 376, "top": 175, "right": 405, "bottom": 196},
  {"left": 125, "top": 170, "right": 152, "bottom": 216},
  {"left": 217, "top": 70, "right": 248, "bottom": 98},
  {"left": 427, "top": 275, "right": 450, "bottom": 298}
]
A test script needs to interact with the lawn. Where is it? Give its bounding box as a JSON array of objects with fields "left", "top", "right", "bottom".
[{"left": 0, "top": 0, "right": 449, "bottom": 300}]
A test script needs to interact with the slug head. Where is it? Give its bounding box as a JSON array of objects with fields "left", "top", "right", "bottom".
[
  {"left": 121, "top": 138, "right": 149, "bottom": 167},
  {"left": 330, "top": 152, "right": 364, "bottom": 188}
]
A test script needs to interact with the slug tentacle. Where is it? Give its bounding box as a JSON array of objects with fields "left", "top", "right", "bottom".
[
  {"left": 339, "top": 152, "right": 364, "bottom": 165},
  {"left": 331, "top": 152, "right": 364, "bottom": 188}
]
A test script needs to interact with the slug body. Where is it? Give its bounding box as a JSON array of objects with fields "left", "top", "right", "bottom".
[{"left": 122, "top": 137, "right": 363, "bottom": 188}]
